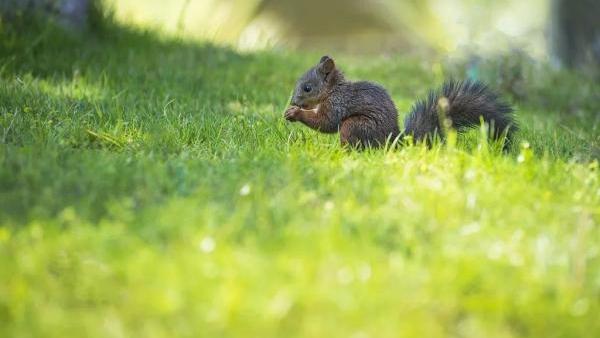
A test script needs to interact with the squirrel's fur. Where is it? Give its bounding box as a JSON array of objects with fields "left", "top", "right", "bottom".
[{"left": 285, "top": 56, "right": 517, "bottom": 149}]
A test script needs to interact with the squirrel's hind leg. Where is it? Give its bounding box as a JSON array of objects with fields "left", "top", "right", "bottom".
[{"left": 340, "top": 115, "right": 396, "bottom": 149}]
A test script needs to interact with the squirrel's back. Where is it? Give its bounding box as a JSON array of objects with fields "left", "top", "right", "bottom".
[
  {"left": 404, "top": 80, "right": 517, "bottom": 144},
  {"left": 341, "top": 81, "right": 398, "bottom": 117}
]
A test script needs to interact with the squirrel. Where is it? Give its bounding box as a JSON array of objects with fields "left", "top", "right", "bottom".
[{"left": 284, "top": 56, "right": 517, "bottom": 149}]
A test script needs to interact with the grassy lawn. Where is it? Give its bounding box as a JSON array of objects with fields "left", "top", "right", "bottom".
[{"left": 1, "top": 18, "right": 600, "bottom": 338}]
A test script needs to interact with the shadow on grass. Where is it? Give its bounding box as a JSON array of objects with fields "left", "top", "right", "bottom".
[{"left": 0, "top": 18, "right": 300, "bottom": 225}]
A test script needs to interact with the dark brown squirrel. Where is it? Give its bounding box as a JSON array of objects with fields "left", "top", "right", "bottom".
[{"left": 284, "top": 56, "right": 517, "bottom": 149}]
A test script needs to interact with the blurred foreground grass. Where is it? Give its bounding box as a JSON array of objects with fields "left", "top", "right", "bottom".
[{"left": 0, "top": 15, "right": 600, "bottom": 338}]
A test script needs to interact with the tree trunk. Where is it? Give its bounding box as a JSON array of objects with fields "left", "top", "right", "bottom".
[{"left": 550, "top": 0, "right": 600, "bottom": 69}]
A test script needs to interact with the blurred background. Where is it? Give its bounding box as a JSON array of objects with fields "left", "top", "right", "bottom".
[
  {"left": 112, "top": 0, "right": 550, "bottom": 56},
  {"left": 1, "top": 0, "right": 599, "bottom": 71}
]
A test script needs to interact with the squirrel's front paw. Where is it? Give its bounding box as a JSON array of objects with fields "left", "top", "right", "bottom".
[{"left": 285, "top": 106, "right": 300, "bottom": 121}]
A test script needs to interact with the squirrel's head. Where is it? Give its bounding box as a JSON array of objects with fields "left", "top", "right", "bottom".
[{"left": 291, "top": 56, "right": 340, "bottom": 109}]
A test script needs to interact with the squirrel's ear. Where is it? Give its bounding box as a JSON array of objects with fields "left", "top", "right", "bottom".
[{"left": 317, "top": 56, "right": 335, "bottom": 76}]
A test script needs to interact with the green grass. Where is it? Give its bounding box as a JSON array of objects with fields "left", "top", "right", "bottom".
[{"left": 1, "top": 18, "right": 600, "bottom": 338}]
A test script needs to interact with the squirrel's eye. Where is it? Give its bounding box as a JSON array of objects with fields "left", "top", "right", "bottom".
[{"left": 303, "top": 84, "right": 312, "bottom": 92}]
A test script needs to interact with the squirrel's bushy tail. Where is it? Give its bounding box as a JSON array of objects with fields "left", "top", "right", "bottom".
[{"left": 403, "top": 80, "right": 517, "bottom": 145}]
